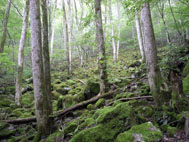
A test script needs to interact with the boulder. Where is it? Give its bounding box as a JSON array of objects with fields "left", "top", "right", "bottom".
[{"left": 116, "top": 122, "right": 163, "bottom": 142}]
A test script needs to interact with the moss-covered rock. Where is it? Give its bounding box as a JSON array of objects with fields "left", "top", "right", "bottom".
[
  {"left": 53, "top": 82, "right": 70, "bottom": 95},
  {"left": 116, "top": 122, "right": 163, "bottom": 142},
  {"left": 70, "top": 102, "right": 136, "bottom": 142},
  {"left": 84, "top": 79, "right": 100, "bottom": 100}
]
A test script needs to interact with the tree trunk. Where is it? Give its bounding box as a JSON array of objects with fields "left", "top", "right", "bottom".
[
  {"left": 116, "top": 1, "right": 121, "bottom": 61},
  {"left": 67, "top": 0, "right": 72, "bottom": 74},
  {"left": 50, "top": 0, "right": 57, "bottom": 56},
  {"left": 30, "top": 0, "right": 51, "bottom": 137},
  {"left": 0, "top": 0, "right": 11, "bottom": 53},
  {"left": 41, "top": 0, "right": 53, "bottom": 115},
  {"left": 15, "top": 0, "right": 30, "bottom": 106},
  {"left": 141, "top": 2, "right": 162, "bottom": 107},
  {"left": 109, "top": 0, "right": 116, "bottom": 62},
  {"left": 135, "top": 11, "right": 145, "bottom": 62},
  {"left": 47, "top": 0, "right": 52, "bottom": 40},
  {"left": 62, "top": 0, "right": 70, "bottom": 74},
  {"left": 157, "top": 0, "right": 171, "bottom": 44},
  {"left": 103, "top": 1, "right": 107, "bottom": 40},
  {"left": 95, "top": 0, "right": 107, "bottom": 94}
]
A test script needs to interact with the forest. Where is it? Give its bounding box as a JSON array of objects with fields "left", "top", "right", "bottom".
[{"left": 0, "top": 0, "right": 189, "bottom": 141}]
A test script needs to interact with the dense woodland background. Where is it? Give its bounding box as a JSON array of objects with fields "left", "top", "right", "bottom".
[{"left": 0, "top": 0, "right": 189, "bottom": 142}]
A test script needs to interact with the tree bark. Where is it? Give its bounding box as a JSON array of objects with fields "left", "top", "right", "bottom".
[
  {"left": 67, "top": 0, "right": 72, "bottom": 74},
  {"left": 15, "top": 0, "right": 30, "bottom": 106},
  {"left": 141, "top": 2, "right": 162, "bottom": 107},
  {"left": 135, "top": 11, "right": 145, "bottom": 62},
  {"left": 50, "top": 0, "right": 57, "bottom": 56},
  {"left": 116, "top": 1, "right": 121, "bottom": 61},
  {"left": 30, "top": 0, "right": 51, "bottom": 137},
  {"left": 157, "top": 0, "right": 171, "bottom": 44},
  {"left": 109, "top": 0, "right": 116, "bottom": 62},
  {"left": 62, "top": 0, "right": 70, "bottom": 74},
  {"left": 0, "top": 0, "right": 11, "bottom": 53},
  {"left": 41, "top": 0, "right": 53, "bottom": 115},
  {"left": 95, "top": 0, "right": 108, "bottom": 94}
]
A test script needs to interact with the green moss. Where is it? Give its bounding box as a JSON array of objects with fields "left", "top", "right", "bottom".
[
  {"left": 0, "top": 98, "right": 12, "bottom": 107},
  {"left": 166, "top": 126, "right": 177, "bottom": 137},
  {"left": 20, "top": 112, "right": 32, "bottom": 118},
  {"left": 79, "top": 118, "right": 96, "bottom": 130},
  {"left": 183, "top": 60, "right": 189, "bottom": 77},
  {"left": 64, "top": 121, "right": 78, "bottom": 135},
  {"left": 0, "top": 121, "right": 8, "bottom": 130},
  {"left": 70, "top": 102, "right": 136, "bottom": 142},
  {"left": 95, "top": 98, "right": 105, "bottom": 108},
  {"left": 183, "top": 74, "right": 189, "bottom": 95},
  {"left": 127, "top": 93, "right": 136, "bottom": 98},
  {"left": 87, "top": 104, "right": 95, "bottom": 110},
  {"left": 21, "top": 93, "right": 34, "bottom": 107},
  {"left": 70, "top": 119, "right": 124, "bottom": 142},
  {"left": 52, "top": 90, "right": 61, "bottom": 99},
  {"left": 45, "top": 131, "right": 62, "bottom": 142},
  {"left": 0, "top": 129, "right": 15, "bottom": 138},
  {"left": 116, "top": 122, "right": 163, "bottom": 142}
]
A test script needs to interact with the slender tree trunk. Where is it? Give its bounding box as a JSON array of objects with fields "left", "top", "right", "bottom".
[
  {"left": 141, "top": 2, "right": 162, "bottom": 107},
  {"left": 48, "top": 0, "right": 52, "bottom": 40},
  {"left": 62, "top": 0, "right": 70, "bottom": 74},
  {"left": 50, "top": 0, "right": 57, "bottom": 56},
  {"left": 104, "top": 1, "right": 107, "bottom": 40},
  {"left": 30, "top": 0, "right": 51, "bottom": 137},
  {"left": 15, "top": 0, "right": 30, "bottom": 106},
  {"left": 116, "top": 1, "right": 121, "bottom": 61},
  {"left": 186, "top": 28, "right": 189, "bottom": 40},
  {"left": 109, "top": 0, "right": 116, "bottom": 62},
  {"left": 157, "top": 0, "right": 171, "bottom": 44},
  {"left": 0, "top": 0, "right": 11, "bottom": 53},
  {"left": 41, "top": 0, "right": 52, "bottom": 115},
  {"left": 67, "top": 0, "right": 72, "bottom": 74},
  {"left": 95, "top": 0, "right": 107, "bottom": 94},
  {"left": 135, "top": 11, "right": 145, "bottom": 62}
]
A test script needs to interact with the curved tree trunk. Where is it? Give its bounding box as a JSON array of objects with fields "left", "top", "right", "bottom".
[
  {"left": 41, "top": 0, "right": 52, "bottom": 115},
  {"left": 141, "top": 2, "right": 162, "bottom": 107},
  {"left": 15, "top": 0, "right": 30, "bottom": 106},
  {"left": 0, "top": 0, "right": 11, "bottom": 53},
  {"left": 95, "top": 0, "right": 107, "bottom": 95},
  {"left": 30, "top": 0, "right": 51, "bottom": 137}
]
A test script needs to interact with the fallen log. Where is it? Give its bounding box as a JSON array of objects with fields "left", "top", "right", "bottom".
[
  {"left": 1, "top": 89, "right": 118, "bottom": 124},
  {"left": 107, "top": 96, "right": 153, "bottom": 106}
]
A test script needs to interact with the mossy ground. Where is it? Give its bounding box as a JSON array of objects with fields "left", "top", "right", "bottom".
[{"left": 0, "top": 47, "right": 188, "bottom": 141}]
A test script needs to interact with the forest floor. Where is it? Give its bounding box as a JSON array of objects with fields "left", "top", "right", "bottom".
[{"left": 0, "top": 46, "right": 189, "bottom": 142}]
